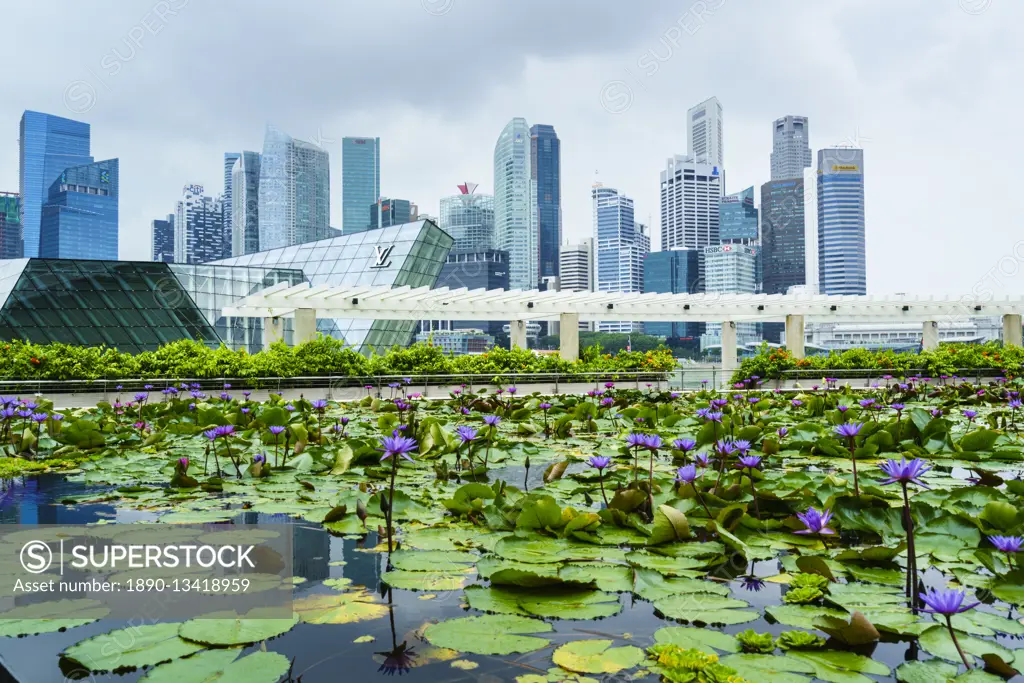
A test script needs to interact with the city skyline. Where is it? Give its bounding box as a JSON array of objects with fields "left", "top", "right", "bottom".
[{"left": 0, "top": 1, "right": 1017, "bottom": 297}]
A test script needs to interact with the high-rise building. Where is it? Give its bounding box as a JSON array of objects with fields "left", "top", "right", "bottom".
[
  {"left": 223, "top": 152, "right": 241, "bottom": 250},
  {"left": 559, "top": 239, "right": 593, "bottom": 293},
  {"left": 494, "top": 118, "right": 537, "bottom": 290},
  {"left": 760, "top": 178, "right": 807, "bottom": 295},
  {"left": 341, "top": 136, "right": 380, "bottom": 234},
  {"left": 770, "top": 116, "right": 812, "bottom": 180},
  {"left": 175, "top": 184, "right": 227, "bottom": 264},
  {"left": 660, "top": 154, "right": 723, "bottom": 285},
  {"left": 369, "top": 198, "right": 415, "bottom": 229},
  {"left": 258, "top": 126, "right": 330, "bottom": 250},
  {"left": 686, "top": 97, "right": 724, "bottom": 167},
  {"left": 817, "top": 148, "right": 866, "bottom": 295},
  {"left": 39, "top": 159, "right": 118, "bottom": 260},
  {"left": 231, "top": 151, "right": 261, "bottom": 256},
  {"left": 643, "top": 249, "right": 702, "bottom": 339},
  {"left": 594, "top": 184, "right": 648, "bottom": 333},
  {"left": 440, "top": 183, "right": 495, "bottom": 253},
  {"left": 702, "top": 243, "right": 759, "bottom": 347},
  {"left": 0, "top": 193, "right": 22, "bottom": 259},
  {"left": 719, "top": 186, "right": 758, "bottom": 243},
  {"left": 152, "top": 214, "right": 174, "bottom": 263},
  {"left": 429, "top": 249, "right": 510, "bottom": 337},
  {"left": 530, "top": 124, "right": 561, "bottom": 280},
  {"left": 19, "top": 111, "right": 93, "bottom": 257}
]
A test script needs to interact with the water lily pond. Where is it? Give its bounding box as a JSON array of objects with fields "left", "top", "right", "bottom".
[{"left": 1, "top": 379, "right": 1023, "bottom": 682}]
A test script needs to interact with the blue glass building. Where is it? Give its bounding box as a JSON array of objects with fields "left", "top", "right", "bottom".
[
  {"left": 643, "top": 249, "right": 703, "bottom": 339},
  {"left": 0, "top": 193, "right": 22, "bottom": 260},
  {"left": 223, "top": 152, "right": 241, "bottom": 250},
  {"left": 593, "top": 184, "right": 648, "bottom": 333},
  {"left": 341, "top": 137, "right": 380, "bottom": 234},
  {"left": 152, "top": 214, "right": 174, "bottom": 263},
  {"left": 19, "top": 111, "right": 93, "bottom": 257},
  {"left": 369, "top": 198, "right": 414, "bottom": 229},
  {"left": 719, "top": 186, "right": 758, "bottom": 242},
  {"left": 39, "top": 159, "right": 118, "bottom": 260},
  {"left": 817, "top": 149, "right": 866, "bottom": 295},
  {"left": 531, "top": 124, "right": 561, "bottom": 279}
]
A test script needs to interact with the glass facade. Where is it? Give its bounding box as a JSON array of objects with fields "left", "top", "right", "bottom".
[
  {"left": 222, "top": 152, "right": 241, "bottom": 248},
  {"left": 433, "top": 249, "right": 509, "bottom": 336},
  {"left": 0, "top": 260, "right": 219, "bottom": 353},
  {"left": 760, "top": 178, "right": 806, "bottom": 295},
  {"left": 210, "top": 220, "right": 454, "bottom": 351},
  {"left": 719, "top": 186, "right": 758, "bottom": 242},
  {"left": 817, "top": 149, "right": 866, "bottom": 295},
  {"left": 259, "top": 126, "right": 330, "bottom": 250},
  {"left": 0, "top": 193, "right": 23, "bottom": 260},
  {"left": 642, "top": 249, "right": 702, "bottom": 338},
  {"left": 152, "top": 214, "right": 174, "bottom": 263},
  {"left": 39, "top": 159, "right": 119, "bottom": 260},
  {"left": 594, "top": 185, "right": 648, "bottom": 333},
  {"left": 175, "top": 187, "right": 227, "bottom": 264},
  {"left": 440, "top": 190, "right": 495, "bottom": 252},
  {"left": 530, "top": 124, "right": 561, "bottom": 279},
  {"left": 19, "top": 111, "right": 93, "bottom": 258},
  {"left": 231, "top": 151, "right": 261, "bottom": 256},
  {"left": 369, "top": 198, "right": 413, "bottom": 229},
  {"left": 341, "top": 137, "right": 380, "bottom": 234},
  {"left": 494, "top": 118, "right": 537, "bottom": 290}
]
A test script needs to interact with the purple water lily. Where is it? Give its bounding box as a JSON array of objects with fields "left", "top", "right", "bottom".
[
  {"left": 878, "top": 457, "right": 931, "bottom": 489},
  {"left": 988, "top": 535, "right": 1022, "bottom": 569},
  {"left": 920, "top": 587, "right": 979, "bottom": 669},
  {"left": 673, "top": 438, "right": 697, "bottom": 454},
  {"left": 795, "top": 507, "right": 835, "bottom": 536},
  {"left": 834, "top": 421, "right": 865, "bottom": 496}
]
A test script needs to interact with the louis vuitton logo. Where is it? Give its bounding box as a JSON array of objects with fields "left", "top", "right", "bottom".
[{"left": 371, "top": 245, "right": 395, "bottom": 268}]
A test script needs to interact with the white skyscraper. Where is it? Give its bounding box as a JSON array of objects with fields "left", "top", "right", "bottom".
[
  {"left": 231, "top": 151, "right": 260, "bottom": 256},
  {"left": 559, "top": 238, "right": 593, "bottom": 293},
  {"left": 771, "top": 115, "right": 812, "bottom": 181},
  {"left": 660, "top": 155, "right": 723, "bottom": 283},
  {"left": 493, "top": 118, "right": 537, "bottom": 290},
  {"left": 174, "top": 184, "right": 226, "bottom": 264},
  {"left": 686, "top": 97, "right": 724, "bottom": 167}
]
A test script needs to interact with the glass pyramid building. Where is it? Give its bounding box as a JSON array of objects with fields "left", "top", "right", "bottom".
[{"left": 207, "top": 220, "right": 454, "bottom": 351}]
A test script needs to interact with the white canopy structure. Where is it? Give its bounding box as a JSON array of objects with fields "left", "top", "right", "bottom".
[{"left": 223, "top": 282, "right": 1024, "bottom": 372}]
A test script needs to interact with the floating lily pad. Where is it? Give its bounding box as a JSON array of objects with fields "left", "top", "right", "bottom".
[
  {"left": 464, "top": 585, "right": 621, "bottom": 619},
  {"left": 381, "top": 569, "right": 471, "bottom": 591},
  {"left": 423, "top": 614, "right": 553, "bottom": 655},
  {"left": 653, "top": 626, "right": 740, "bottom": 653},
  {"left": 0, "top": 599, "right": 108, "bottom": 637},
  {"left": 787, "top": 649, "right": 890, "bottom": 683},
  {"left": 389, "top": 550, "right": 478, "bottom": 572},
  {"left": 551, "top": 639, "right": 645, "bottom": 674},
  {"left": 178, "top": 609, "right": 298, "bottom": 645},
  {"left": 292, "top": 590, "right": 389, "bottom": 624},
  {"left": 653, "top": 594, "right": 757, "bottom": 625},
  {"left": 140, "top": 650, "right": 291, "bottom": 683},
  {"left": 719, "top": 653, "right": 815, "bottom": 683},
  {"left": 766, "top": 604, "right": 849, "bottom": 630},
  {"left": 63, "top": 623, "right": 205, "bottom": 672},
  {"left": 917, "top": 624, "right": 1016, "bottom": 666}
]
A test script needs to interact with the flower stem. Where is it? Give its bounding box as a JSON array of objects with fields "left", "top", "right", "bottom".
[
  {"left": 598, "top": 472, "right": 609, "bottom": 507},
  {"left": 902, "top": 483, "right": 918, "bottom": 605},
  {"left": 386, "top": 454, "right": 398, "bottom": 562},
  {"left": 945, "top": 615, "right": 972, "bottom": 670},
  {"left": 848, "top": 438, "right": 860, "bottom": 496}
]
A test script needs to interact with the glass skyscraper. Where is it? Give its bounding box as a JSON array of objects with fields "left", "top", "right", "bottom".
[
  {"left": 231, "top": 151, "right": 261, "bottom": 256},
  {"left": 175, "top": 185, "right": 227, "bottom": 264},
  {"left": 341, "top": 137, "right": 380, "bottom": 234},
  {"left": 440, "top": 183, "right": 495, "bottom": 252},
  {"left": 760, "top": 178, "right": 806, "bottom": 295},
  {"left": 530, "top": 124, "right": 561, "bottom": 279},
  {"left": 817, "top": 148, "right": 866, "bottom": 295},
  {"left": 593, "top": 184, "right": 648, "bottom": 333},
  {"left": 258, "top": 126, "right": 330, "bottom": 250},
  {"left": 223, "top": 152, "right": 241, "bottom": 249},
  {"left": 494, "top": 118, "right": 537, "bottom": 290},
  {"left": 719, "top": 186, "right": 758, "bottom": 243},
  {"left": 152, "top": 214, "right": 174, "bottom": 263},
  {"left": 39, "top": 159, "right": 118, "bottom": 260},
  {"left": 19, "top": 111, "right": 93, "bottom": 257},
  {"left": 643, "top": 249, "right": 702, "bottom": 339},
  {"left": 369, "top": 198, "right": 415, "bottom": 229},
  {"left": 0, "top": 193, "right": 22, "bottom": 260}
]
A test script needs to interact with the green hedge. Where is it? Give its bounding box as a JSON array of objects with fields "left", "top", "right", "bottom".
[
  {"left": 0, "top": 338, "right": 677, "bottom": 381},
  {"left": 732, "top": 341, "right": 1022, "bottom": 382}
]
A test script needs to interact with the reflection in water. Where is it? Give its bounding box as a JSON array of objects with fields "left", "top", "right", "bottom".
[{"left": 376, "top": 588, "right": 417, "bottom": 676}]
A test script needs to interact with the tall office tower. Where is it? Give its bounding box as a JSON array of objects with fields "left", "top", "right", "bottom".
[
  {"left": 341, "top": 136, "right": 380, "bottom": 234},
  {"left": 760, "top": 178, "right": 806, "bottom": 294},
  {"left": 559, "top": 239, "right": 593, "bottom": 293},
  {"left": 440, "top": 182, "right": 495, "bottom": 253},
  {"left": 494, "top": 118, "right": 537, "bottom": 290},
  {"left": 660, "top": 155, "right": 723, "bottom": 284},
  {"left": 39, "top": 159, "right": 119, "bottom": 260},
  {"left": 19, "top": 111, "right": 93, "bottom": 257},
  {"left": 687, "top": 97, "right": 724, "bottom": 167},
  {"left": 175, "top": 184, "right": 227, "bottom": 264},
  {"left": 258, "top": 126, "right": 330, "bottom": 250},
  {"left": 703, "top": 243, "right": 759, "bottom": 346},
  {"left": 719, "top": 186, "right": 758, "bottom": 243},
  {"left": 817, "top": 148, "right": 866, "bottom": 295},
  {"left": 369, "top": 198, "right": 415, "bottom": 229},
  {"left": 231, "top": 151, "right": 261, "bottom": 256},
  {"left": 152, "top": 213, "right": 175, "bottom": 263},
  {"left": 594, "top": 184, "right": 648, "bottom": 333},
  {"left": 530, "top": 124, "right": 561, "bottom": 280},
  {"left": 222, "top": 152, "right": 241, "bottom": 254},
  {"left": 643, "top": 249, "right": 702, "bottom": 339},
  {"left": 0, "top": 193, "right": 23, "bottom": 259},
  {"left": 770, "top": 116, "right": 812, "bottom": 180},
  {"left": 429, "top": 250, "right": 510, "bottom": 336}
]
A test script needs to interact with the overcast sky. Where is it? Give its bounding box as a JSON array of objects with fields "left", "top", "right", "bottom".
[{"left": 1, "top": 0, "right": 1021, "bottom": 299}]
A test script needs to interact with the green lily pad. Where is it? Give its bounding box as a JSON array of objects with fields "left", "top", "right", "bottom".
[
  {"left": 719, "top": 653, "right": 814, "bottom": 683},
  {"left": 464, "top": 585, "right": 621, "bottom": 620},
  {"left": 551, "top": 639, "right": 645, "bottom": 674},
  {"left": 388, "top": 550, "right": 477, "bottom": 572},
  {"left": 424, "top": 614, "right": 553, "bottom": 655},
  {"left": 0, "top": 599, "right": 109, "bottom": 637},
  {"left": 292, "top": 589, "right": 389, "bottom": 624},
  {"left": 786, "top": 649, "right": 890, "bottom": 683},
  {"left": 63, "top": 623, "right": 206, "bottom": 672},
  {"left": 558, "top": 563, "right": 635, "bottom": 592},
  {"left": 765, "top": 604, "right": 849, "bottom": 630},
  {"left": 895, "top": 659, "right": 958, "bottom": 683},
  {"left": 653, "top": 626, "right": 740, "bottom": 653},
  {"left": 140, "top": 650, "right": 291, "bottom": 683},
  {"left": 917, "top": 624, "right": 1016, "bottom": 666},
  {"left": 625, "top": 551, "right": 708, "bottom": 576},
  {"left": 178, "top": 610, "right": 298, "bottom": 645},
  {"left": 381, "top": 569, "right": 471, "bottom": 591},
  {"left": 653, "top": 594, "right": 756, "bottom": 625}
]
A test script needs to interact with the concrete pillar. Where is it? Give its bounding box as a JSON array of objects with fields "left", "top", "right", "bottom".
[
  {"left": 262, "top": 317, "right": 284, "bottom": 350},
  {"left": 785, "top": 314, "right": 806, "bottom": 359},
  {"left": 559, "top": 313, "right": 579, "bottom": 361},
  {"left": 510, "top": 320, "right": 528, "bottom": 350},
  {"left": 1003, "top": 313, "right": 1023, "bottom": 347},
  {"left": 721, "top": 321, "right": 737, "bottom": 379},
  {"left": 922, "top": 321, "right": 939, "bottom": 350},
  {"left": 294, "top": 308, "right": 318, "bottom": 345}
]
